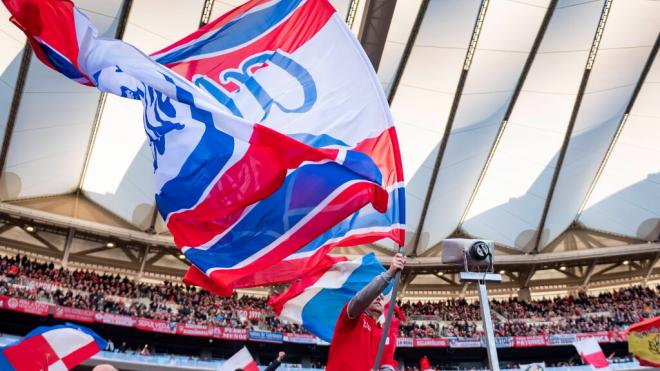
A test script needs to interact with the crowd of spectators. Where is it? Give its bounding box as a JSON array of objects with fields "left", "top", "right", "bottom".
[{"left": 0, "top": 254, "right": 658, "bottom": 339}]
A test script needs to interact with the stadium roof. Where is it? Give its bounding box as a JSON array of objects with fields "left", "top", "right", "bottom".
[{"left": 0, "top": 0, "right": 658, "bottom": 295}]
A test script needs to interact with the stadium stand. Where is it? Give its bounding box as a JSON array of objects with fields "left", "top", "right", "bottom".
[{"left": 1, "top": 253, "right": 657, "bottom": 340}]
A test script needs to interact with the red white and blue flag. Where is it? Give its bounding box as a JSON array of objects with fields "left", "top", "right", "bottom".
[
  {"left": 218, "top": 347, "right": 259, "bottom": 371},
  {"left": 3, "top": 0, "right": 404, "bottom": 294},
  {"left": 0, "top": 323, "right": 106, "bottom": 371},
  {"left": 153, "top": 0, "right": 405, "bottom": 292},
  {"left": 268, "top": 253, "right": 393, "bottom": 342}
]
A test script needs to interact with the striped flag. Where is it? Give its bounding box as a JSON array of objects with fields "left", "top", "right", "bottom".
[
  {"left": 268, "top": 252, "right": 393, "bottom": 342},
  {"left": 152, "top": 0, "right": 405, "bottom": 293},
  {"left": 0, "top": 323, "right": 106, "bottom": 371},
  {"left": 3, "top": 0, "right": 404, "bottom": 294},
  {"left": 219, "top": 347, "right": 258, "bottom": 371},
  {"left": 573, "top": 337, "right": 611, "bottom": 371}
]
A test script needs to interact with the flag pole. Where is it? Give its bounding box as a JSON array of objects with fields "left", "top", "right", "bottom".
[{"left": 372, "top": 250, "right": 404, "bottom": 371}]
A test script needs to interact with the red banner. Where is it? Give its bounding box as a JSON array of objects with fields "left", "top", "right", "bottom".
[
  {"left": 414, "top": 337, "right": 449, "bottom": 348},
  {"left": 514, "top": 335, "right": 547, "bottom": 348},
  {"left": 94, "top": 312, "right": 135, "bottom": 327},
  {"left": 135, "top": 318, "right": 177, "bottom": 334},
  {"left": 53, "top": 306, "right": 96, "bottom": 323},
  {"left": 176, "top": 323, "right": 215, "bottom": 337},
  {"left": 216, "top": 327, "right": 248, "bottom": 341},
  {"left": 0, "top": 295, "right": 50, "bottom": 316},
  {"left": 576, "top": 331, "right": 610, "bottom": 343}
]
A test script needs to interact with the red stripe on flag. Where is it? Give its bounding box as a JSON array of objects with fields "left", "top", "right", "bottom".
[
  {"left": 268, "top": 254, "right": 347, "bottom": 314},
  {"left": 167, "top": 122, "right": 375, "bottom": 248},
  {"left": 353, "top": 127, "right": 405, "bottom": 187},
  {"left": 162, "top": 0, "right": 334, "bottom": 87},
  {"left": 3, "top": 335, "right": 59, "bottom": 370},
  {"left": 244, "top": 360, "right": 260, "bottom": 371},
  {"left": 151, "top": 0, "right": 276, "bottom": 56},
  {"left": 195, "top": 181, "right": 388, "bottom": 289},
  {"left": 61, "top": 341, "right": 101, "bottom": 369},
  {"left": 580, "top": 351, "right": 610, "bottom": 369},
  {"left": 184, "top": 227, "right": 404, "bottom": 295}
]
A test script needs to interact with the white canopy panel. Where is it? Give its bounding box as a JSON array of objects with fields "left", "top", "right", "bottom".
[
  {"left": 81, "top": 0, "right": 205, "bottom": 228},
  {"left": 0, "top": 6, "right": 26, "bottom": 199},
  {"left": 3, "top": 1, "right": 124, "bottom": 200},
  {"left": 579, "top": 45, "right": 660, "bottom": 241},
  {"left": 462, "top": 0, "right": 605, "bottom": 250},
  {"left": 421, "top": 0, "right": 551, "bottom": 252},
  {"left": 389, "top": 0, "right": 482, "bottom": 237},
  {"left": 377, "top": 0, "right": 424, "bottom": 95},
  {"left": 541, "top": 0, "right": 660, "bottom": 248}
]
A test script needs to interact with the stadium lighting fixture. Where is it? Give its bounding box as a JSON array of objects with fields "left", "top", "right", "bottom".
[
  {"left": 623, "top": 260, "right": 630, "bottom": 265},
  {"left": 559, "top": 265, "right": 567, "bottom": 271},
  {"left": 437, "top": 272, "right": 444, "bottom": 277},
  {"left": 25, "top": 226, "right": 34, "bottom": 232},
  {"left": 106, "top": 242, "right": 115, "bottom": 248},
  {"left": 499, "top": 270, "right": 506, "bottom": 275},
  {"left": 179, "top": 254, "right": 186, "bottom": 260},
  {"left": 443, "top": 239, "right": 501, "bottom": 371}
]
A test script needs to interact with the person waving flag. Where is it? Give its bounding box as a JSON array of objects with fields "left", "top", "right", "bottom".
[{"left": 2, "top": 0, "right": 404, "bottom": 294}]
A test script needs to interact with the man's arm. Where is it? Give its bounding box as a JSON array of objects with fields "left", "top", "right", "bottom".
[
  {"left": 264, "top": 351, "right": 285, "bottom": 371},
  {"left": 347, "top": 254, "right": 405, "bottom": 319}
]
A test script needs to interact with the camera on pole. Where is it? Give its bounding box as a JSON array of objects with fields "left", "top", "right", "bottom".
[{"left": 442, "top": 239, "right": 502, "bottom": 371}]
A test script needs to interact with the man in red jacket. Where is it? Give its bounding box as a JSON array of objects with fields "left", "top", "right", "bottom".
[{"left": 326, "top": 253, "right": 406, "bottom": 371}]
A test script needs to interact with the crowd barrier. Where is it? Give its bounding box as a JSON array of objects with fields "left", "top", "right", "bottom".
[{"left": 0, "top": 294, "right": 631, "bottom": 349}]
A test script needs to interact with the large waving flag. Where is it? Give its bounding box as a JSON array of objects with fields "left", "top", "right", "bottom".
[
  {"left": 626, "top": 316, "right": 660, "bottom": 367},
  {"left": 268, "top": 253, "right": 394, "bottom": 342},
  {"left": 3, "top": 0, "right": 398, "bottom": 294},
  {"left": 151, "top": 0, "right": 405, "bottom": 292},
  {"left": 0, "top": 323, "right": 106, "bottom": 371}
]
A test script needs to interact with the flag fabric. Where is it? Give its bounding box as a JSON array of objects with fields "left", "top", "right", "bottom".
[
  {"left": 0, "top": 323, "right": 106, "bottom": 371},
  {"left": 573, "top": 337, "right": 611, "bottom": 370},
  {"left": 519, "top": 363, "right": 546, "bottom": 371},
  {"left": 219, "top": 347, "right": 258, "bottom": 371},
  {"left": 420, "top": 355, "right": 433, "bottom": 371},
  {"left": 151, "top": 0, "right": 405, "bottom": 292},
  {"left": 268, "top": 252, "right": 392, "bottom": 342},
  {"left": 626, "top": 315, "right": 660, "bottom": 367},
  {"left": 3, "top": 0, "right": 399, "bottom": 295}
]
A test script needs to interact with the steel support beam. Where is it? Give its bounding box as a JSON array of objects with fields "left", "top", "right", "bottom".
[
  {"left": 576, "top": 34, "right": 660, "bottom": 221},
  {"left": 459, "top": 0, "right": 557, "bottom": 228},
  {"left": 199, "top": 0, "right": 215, "bottom": 27},
  {"left": 0, "top": 43, "right": 32, "bottom": 176},
  {"left": 386, "top": 0, "right": 429, "bottom": 103},
  {"left": 532, "top": 0, "right": 613, "bottom": 253},
  {"left": 643, "top": 251, "right": 660, "bottom": 284},
  {"left": 411, "top": 0, "right": 490, "bottom": 256},
  {"left": 137, "top": 246, "right": 150, "bottom": 279},
  {"left": 61, "top": 228, "right": 75, "bottom": 269},
  {"left": 78, "top": 0, "right": 133, "bottom": 190},
  {"left": 357, "top": 0, "right": 397, "bottom": 70},
  {"left": 581, "top": 260, "right": 597, "bottom": 288}
]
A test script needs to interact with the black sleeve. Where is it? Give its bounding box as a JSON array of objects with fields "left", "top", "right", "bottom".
[{"left": 264, "top": 358, "right": 282, "bottom": 371}]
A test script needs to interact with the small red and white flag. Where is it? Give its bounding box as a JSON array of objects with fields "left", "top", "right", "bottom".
[
  {"left": 219, "top": 347, "right": 258, "bottom": 371},
  {"left": 420, "top": 355, "right": 433, "bottom": 371},
  {"left": 573, "top": 337, "right": 611, "bottom": 370}
]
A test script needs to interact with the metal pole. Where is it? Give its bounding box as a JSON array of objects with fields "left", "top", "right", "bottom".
[
  {"left": 372, "top": 269, "right": 401, "bottom": 371},
  {"left": 477, "top": 280, "right": 499, "bottom": 371}
]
